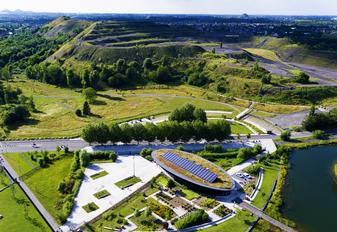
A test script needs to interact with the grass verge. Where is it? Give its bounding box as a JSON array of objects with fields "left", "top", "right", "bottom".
[{"left": 0, "top": 170, "right": 50, "bottom": 232}]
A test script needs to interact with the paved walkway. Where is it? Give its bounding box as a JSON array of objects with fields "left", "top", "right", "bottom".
[{"left": 240, "top": 202, "right": 296, "bottom": 232}]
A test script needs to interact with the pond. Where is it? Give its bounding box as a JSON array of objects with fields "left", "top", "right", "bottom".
[{"left": 283, "top": 146, "right": 337, "bottom": 232}]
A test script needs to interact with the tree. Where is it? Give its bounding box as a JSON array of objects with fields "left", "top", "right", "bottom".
[
  {"left": 193, "top": 108, "right": 207, "bottom": 123},
  {"left": 81, "top": 124, "right": 96, "bottom": 144},
  {"left": 187, "top": 72, "right": 209, "bottom": 87},
  {"left": 167, "top": 179, "right": 176, "bottom": 188},
  {"left": 79, "top": 150, "right": 90, "bottom": 167},
  {"left": 309, "top": 105, "right": 316, "bottom": 116},
  {"left": 82, "top": 87, "right": 97, "bottom": 103},
  {"left": 82, "top": 101, "right": 91, "bottom": 116},
  {"left": 1, "top": 67, "right": 10, "bottom": 81},
  {"left": 120, "top": 124, "right": 133, "bottom": 144},
  {"left": 132, "top": 123, "right": 147, "bottom": 143},
  {"left": 261, "top": 74, "right": 271, "bottom": 84},
  {"left": 110, "top": 124, "right": 122, "bottom": 144},
  {"left": 75, "top": 109, "right": 82, "bottom": 117},
  {"left": 280, "top": 130, "right": 291, "bottom": 141},
  {"left": 81, "top": 69, "right": 91, "bottom": 88},
  {"left": 96, "top": 123, "right": 110, "bottom": 145},
  {"left": 296, "top": 72, "right": 310, "bottom": 84},
  {"left": 237, "top": 148, "right": 254, "bottom": 159},
  {"left": 144, "top": 123, "right": 158, "bottom": 143},
  {"left": 143, "top": 58, "right": 153, "bottom": 70}
]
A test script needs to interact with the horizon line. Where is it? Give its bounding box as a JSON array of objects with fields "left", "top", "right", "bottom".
[{"left": 1, "top": 9, "right": 337, "bottom": 17}]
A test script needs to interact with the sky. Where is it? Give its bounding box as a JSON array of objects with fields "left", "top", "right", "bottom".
[{"left": 1, "top": 0, "right": 337, "bottom": 15}]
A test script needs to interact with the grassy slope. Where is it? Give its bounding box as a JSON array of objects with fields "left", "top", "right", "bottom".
[
  {"left": 8, "top": 78, "right": 242, "bottom": 138},
  {"left": 24, "top": 156, "right": 73, "bottom": 222},
  {"left": 252, "top": 162, "right": 280, "bottom": 209},
  {"left": 7, "top": 74, "right": 308, "bottom": 139},
  {"left": 3, "top": 153, "right": 37, "bottom": 176},
  {"left": 253, "top": 36, "right": 337, "bottom": 69},
  {"left": 199, "top": 210, "right": 255, "bottom": 232},
  {"left": 0, "top": 170, "right": 50, "bottom": 232},
  {"left": 244, "top": 48, "right": 281, "bottom": 62}
]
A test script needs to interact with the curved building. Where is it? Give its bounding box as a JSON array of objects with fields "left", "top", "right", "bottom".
[{"left": 152, "top": 149, "right": 235, "bottom": 195}]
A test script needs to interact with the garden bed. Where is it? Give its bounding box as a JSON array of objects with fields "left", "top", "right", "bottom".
[
  {"left": 213, "top": 205, "right": 233, "bottom": 217},
  {"left": 83, "top": 202, "right": 99, "bottom": 213},
  {"left": 90, "top": 170, "right": 108, "bottom": 179},
  {"left": 94, "top": 189, "right": 111, "bottom": 199},
  {"left": 130, "top": 210, "right": 164, "bottom": 231},
  {"left": 115, "top": 176, "right": 141, "bottom": 189}
]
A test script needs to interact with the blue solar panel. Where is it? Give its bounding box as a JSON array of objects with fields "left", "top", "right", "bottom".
[{"left": 162, "top": 152, "right": 218, "bottom": 183}]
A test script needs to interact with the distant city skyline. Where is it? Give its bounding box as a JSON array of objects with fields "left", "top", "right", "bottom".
[{"left": 1, "top": 0, "right": 337, "bottom": 15}]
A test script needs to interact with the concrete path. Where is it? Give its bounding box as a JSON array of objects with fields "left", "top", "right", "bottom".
[
  {"left": 0, "top": 153, "right": 60, "bottom": 231},
  {"left": 240, "top": 202, "right": 296, "bottom": 232}
]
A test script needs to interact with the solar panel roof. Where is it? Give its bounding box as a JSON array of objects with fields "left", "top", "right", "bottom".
[{"left": 162, "top": 152, "right": 218, "bottom": 183}]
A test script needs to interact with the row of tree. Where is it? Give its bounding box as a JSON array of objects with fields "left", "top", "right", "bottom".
[
  {"left": 82, "top": 120, "right": 231, "bottom": 144},
  {"left": 25, "top": 56, "right": 179, "bottom": 89}
]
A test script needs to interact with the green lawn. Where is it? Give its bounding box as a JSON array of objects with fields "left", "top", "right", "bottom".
[
  {"left": 230, "top": 122, "right": 253, "bottom": 134},
  {"left": 8, "top": 78, "right": 239, "bottom": 139},
  {"left": 252, "top": 162, "right": 280, "bottom": 209},
  {"left": 3, "top": 153, "right": 37, "bottom": 176},
  {"left": 0, "top": 170, "right": 50, "bottom": 232},
  {"left": 90, "top": 170, "right": 108, "bottom": 179},
  {"left": 181, "top": 189, "right": 200, "bottom": 200},
  {"left": 199, "top": 210, "right": 255, "bottom": 232},
  {"left": 115, "top": 176, "right": 141, "bottom": 189},
  {"left": 83, "top": 202, "right": 99, "bottom": 213},
  {"left": 154, "top": 175, "right": 169, "bottom": 187},
  {"left": 199, "top": 149, "right": 243, "bottom": 171},
  {"left": 24, "top": 155, "right": 74, "bottom": 222},
  {"left": 94, "top": 190, "right": 111, "bottom": 199}
]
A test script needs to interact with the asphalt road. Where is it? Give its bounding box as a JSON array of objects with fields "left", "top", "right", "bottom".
[
  {"left": 0, "top": 136, "right": 282, "bottom": 154},
  {"left": 0, "top": 138, "right": 88, "bottom": 154}
]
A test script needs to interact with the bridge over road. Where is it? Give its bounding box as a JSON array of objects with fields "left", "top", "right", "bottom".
[{"left": 240, "top": 202, "right": 296, "bottom": 232}]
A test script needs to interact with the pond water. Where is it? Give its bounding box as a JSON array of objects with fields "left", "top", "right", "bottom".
[{"left": 283, "top": 146, "right": 337, "bottom": 232}]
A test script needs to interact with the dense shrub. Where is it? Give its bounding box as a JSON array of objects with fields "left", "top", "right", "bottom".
[
  {"left": 174, "top": 209, "right": 209, "bottom": 229},
  {"left": 295, "top": 72, "right": 310, "bottom": 84},
  {"left": 79, "top": 150, "right": 118, "bottom": 167},
  {"left": 280, "top": 130, "right": 291, "bottom": 141},
  {"left": 169, "top": 104, "right": 207, "bottom": 123},
  {"left": 312, "top": 130, "right": 328, "bottom": 139},
  {"left": 204, "top": 144, "right": 223, "bottom": 153},
  {"left": 302, "top": 108, "right": 337, "bottom": 131},
  {"left": 140, "top": 148, "right": 153, "bottom": 161},
  {"left": 237, "top": 144, "right": 263, "bottom": 159},
  {"left": 245, "top": 164, "right": 262, "bottom": 176}
]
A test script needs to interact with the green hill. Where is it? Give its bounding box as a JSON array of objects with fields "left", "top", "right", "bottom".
[
  {"left": 47, "top": 20, "right": 204, "bottom": 65},
  {"left": 252, "top": 36, "right": 337, "bottom": 69},
  {"left": 42, "top": 16, "right": 91, "bottom": 39}
]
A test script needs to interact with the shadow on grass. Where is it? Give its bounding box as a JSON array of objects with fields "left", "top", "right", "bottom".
[
  {"left": 92, "top": 100, "right": 107, "bottom": 106},
  {"left": 8, "top": 118, "right": 40, "bottom": 131},
  {"left": 97, "top": 94, "right": 125, "bottom": 101}
]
